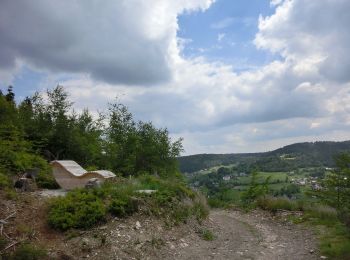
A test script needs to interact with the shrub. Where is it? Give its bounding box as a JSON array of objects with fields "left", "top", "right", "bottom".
[
  {"left": 36, "top": 171, "right": 59, "bottom": 189},
  {"left": 108, "top": 197, "right": 138, "bottom": 217},
  {"left": 7, "top": 243, "right": 47, "bottom": 260},
  {"left": 48, "top": 189, "right": 106, "bottom": 230}
]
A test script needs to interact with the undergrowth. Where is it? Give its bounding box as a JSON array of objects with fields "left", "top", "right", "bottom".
[
  {"left": 1, "top": 243, "right": 47, "bottom": 260},
  {"left": 47, "top": 175, "right": 209, "bottom": 231}
]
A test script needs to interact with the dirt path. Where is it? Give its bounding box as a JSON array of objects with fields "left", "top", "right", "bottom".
[{"left": 160, "top": 210, "right": 318, "bottom": 260}]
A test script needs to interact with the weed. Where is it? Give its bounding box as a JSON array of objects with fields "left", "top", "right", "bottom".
[
  {"left": 200, "top": 229, "right": 215, "bottom": 241},
  {"left": 151, "top": 237, "right": 165, "bottom": 249}
]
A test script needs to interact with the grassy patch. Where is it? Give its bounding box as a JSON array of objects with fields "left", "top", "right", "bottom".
[
  {"left": 256, "top": 196, "right": 303, "bottom": 212},
  {"left": 199, "top": 229, "right": 215, "bottom": 241}
]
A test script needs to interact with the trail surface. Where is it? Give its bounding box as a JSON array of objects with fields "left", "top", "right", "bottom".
[{"left": 160, "top": 210, "right": 318, "bottom": 260}]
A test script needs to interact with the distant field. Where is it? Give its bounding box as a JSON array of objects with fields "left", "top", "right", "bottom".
[{"left": 236, "top": 172, "right": 288, "bottom": 185}]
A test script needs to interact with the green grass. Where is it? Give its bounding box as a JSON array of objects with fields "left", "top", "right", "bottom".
[
  {"left": 256, "top": 196, "right": 303, "bottom": 212},
  {"left": 236, "top": 172, "right": 288, "bottom": 185},
  {"left": 199, "top": 228, "right": 215, "bottom": 241}
]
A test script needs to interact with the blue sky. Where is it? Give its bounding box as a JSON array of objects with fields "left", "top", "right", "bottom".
[
  {"left": 178, "top": 0, "right": 278, "bottom": 69},
  {"left": 1, "top": 0, "right": 350, "bottom": 154}
]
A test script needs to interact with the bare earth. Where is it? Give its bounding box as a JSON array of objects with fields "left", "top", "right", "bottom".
[
  {"left": 0, "top": 192, "right": 319, "bottom": 259},
  {"left": 160, "top": 210, "right": 318, "bottom": 260}
]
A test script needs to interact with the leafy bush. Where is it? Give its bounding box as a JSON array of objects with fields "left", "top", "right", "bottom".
[
  {"left": 108, "top": 197, "right": 138, "bottom": 217},
  {"left": 241, "top": 171, "right": 270, "bottom": 204},
  {"left": 36, "top": 171, "right": 59, "bottom": 189},
  {"left": 47, "top": 175, "right": 208, "bottom": 230},
  {"left": 48, "top": 189, "right": 106, "bottom": 230},
  {"left": 138, "top": 175, "right": 195, "bottom": 204}
]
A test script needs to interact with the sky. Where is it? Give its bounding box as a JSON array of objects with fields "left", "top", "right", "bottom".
[{"left": 1, "top": 0, "right": 350, "bottom": 155}]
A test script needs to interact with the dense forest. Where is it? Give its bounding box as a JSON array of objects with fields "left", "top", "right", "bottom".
[
  {"left": 178, "top": 141, "right": 350, "bottom": 173},
  {"left": 0, "top": 85, "right": 183, "bottom": 181}
]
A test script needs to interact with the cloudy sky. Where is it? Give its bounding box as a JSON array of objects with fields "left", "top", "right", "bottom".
[{"left": 1, "top": 0, "right": 350, "bottom": 155}]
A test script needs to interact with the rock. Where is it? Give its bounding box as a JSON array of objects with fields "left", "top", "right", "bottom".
[
  {"left": 136, "top": 189, "right": 157, "bottom": 194},
  {"left": 14, "top": 177, "right": 37, "bottom": 192},
  {"left": 99, "top": 225, "right": 107, "bottom": 230},
  {"left": 85, "top": 178, "right": 102, "bottom": 189},
  {"left": 24, "top": 168, "right": 40, "bottom": 180},
  {"left": 320, "top": 256, "right": 327, "bottom": 259},
  {"left": 135, "top": 221, "right": 141, "bottom": 230},
  {"left": 309, "top": 249, "right": 314, "bottom": 254}
]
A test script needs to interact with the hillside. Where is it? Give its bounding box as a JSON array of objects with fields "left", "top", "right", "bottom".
[{"left": 178, "top": 141, "right": 350, "bottom": 173}]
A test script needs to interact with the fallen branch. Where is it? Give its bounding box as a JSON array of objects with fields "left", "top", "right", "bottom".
[
  {"left": 0, "top": 212, "right": 16, "bottom": 224},
  {"left": 0, "top": 240, "right": 22, "bottom": 254}
]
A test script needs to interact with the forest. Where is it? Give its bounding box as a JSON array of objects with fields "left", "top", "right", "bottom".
[
  {"left": 178, "top": 141, "right": 350, "bottom": 173},
  {"left": 0, "top": 85, "right": 183, "bottom": 184}
]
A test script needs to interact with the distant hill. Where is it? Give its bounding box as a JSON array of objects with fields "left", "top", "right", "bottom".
[{"left": 178, "top": 141, "right": 350, "bottom": 173}]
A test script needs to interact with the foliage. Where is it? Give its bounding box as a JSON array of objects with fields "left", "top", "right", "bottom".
[
  {"left": 48, "top": 189, "right": 106, "bottom": 230},
  {"left": 199, "top": 229, "right": 215, "bottom": 241},
  {"left": 179, "top": 141, "right": 350, "bottom": 173},
  {"left": 108, "top": 197, "right": 138, "bottom": 218},
  {"left": 256, "top": 196, "right": 302, "bottom": 212},
  {"left": 0, "top": 172, "right": 11, "bottom": 189},
  {"left": 4, "top": 243, "right": 47, "bottom": 260},
  {"left": 1, "top": 85, "right": 183, "bottom": 182},
  {"left": 273, "top": 184, "right": 300, "bottom": 198},
  {"left": 192, "top": 200, "right": 210, "bottom": 222},
  {"left": 241, "top": 171, "right": 270, "bottom": 204},
  {"left": 311, "top": 153, "right": 350, "bottom": 229},
  {"left": 47, "top": 175, "right": 207, "bottom": 230},
  {"left": 35, "top": 171, "right": 59, "bottom": 189}
]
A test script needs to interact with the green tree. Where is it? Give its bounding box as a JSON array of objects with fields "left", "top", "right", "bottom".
[{"left": 321, "top": 153, "right": 350, "bottom": 211}]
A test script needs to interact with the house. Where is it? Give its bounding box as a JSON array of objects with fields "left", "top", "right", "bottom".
[
  {"left": 223, "top": 175, "right": 231, "bottom": 181},
  {"left": 51, "top": 160, "right": 116, "bottom": 190}
]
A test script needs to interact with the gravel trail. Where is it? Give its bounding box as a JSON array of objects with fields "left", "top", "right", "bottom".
[{"left": 164, "top": 210, "right": 318, "bottom": 260}]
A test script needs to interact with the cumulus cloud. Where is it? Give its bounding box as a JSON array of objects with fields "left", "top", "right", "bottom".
[
  {"left": 0, "top": 0, "right": 213, "bottom": 85},
  {"left": 255, "top": 0, "right": 350, "bottom": 83},
  {"left": 2, "top": 0, "right": 350, "bottom": 154}
]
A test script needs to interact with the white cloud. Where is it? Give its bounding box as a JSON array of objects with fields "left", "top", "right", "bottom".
[
  {"left": 3, "top": 0, "right": 350, "bottom": 154},
  {"left": 0, "top": 0, "right": 214, "bottom": 85}
]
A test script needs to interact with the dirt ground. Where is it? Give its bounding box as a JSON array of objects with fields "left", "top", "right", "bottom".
[
  {"left": 159, "top": 210, "right": 319, "bottom": 260},
  {"left": 0, "top": 191, "right": 319, "bottom": 260}
]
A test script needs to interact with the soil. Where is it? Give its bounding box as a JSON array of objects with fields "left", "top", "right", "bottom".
[
  {"left": 159, "top": 210, "right": 319, "bottom": 260},
  {"left": 0, "top": 191, "right": 319, "bottom": 260}
]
